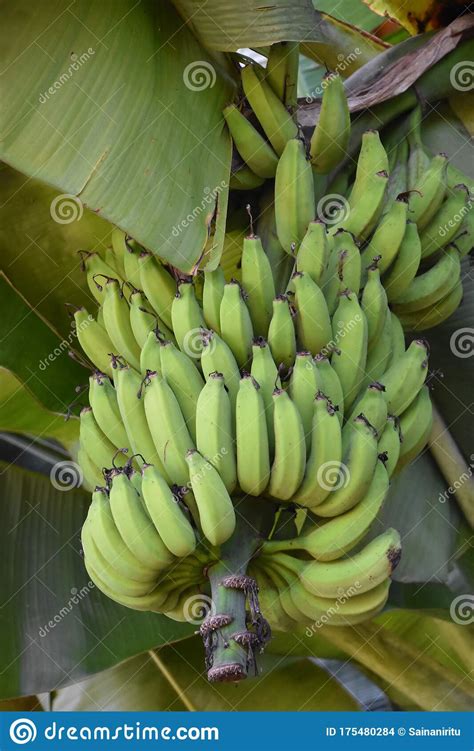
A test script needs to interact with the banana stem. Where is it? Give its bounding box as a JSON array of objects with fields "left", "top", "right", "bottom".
[
  {"left": 428, "top": 404, "right": 474, "bottom": 529},
  {"left": 203, "top": 499, "right": 273, "bottom": 682}
]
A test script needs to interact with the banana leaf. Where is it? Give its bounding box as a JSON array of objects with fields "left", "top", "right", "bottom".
[{"left": 0, "top": 0, "right": 231, "bottom": 273}]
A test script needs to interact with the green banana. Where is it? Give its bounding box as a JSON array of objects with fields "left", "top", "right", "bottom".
[
  {"left": 391, "top": 246, "right": 461, "bottom": 314},
  {"left": 250, "top": 337, "right": 280, "bottom": 457},
  {"left": 236, "top": 373, "right": 270, "bottom": 496},
  {"left": 138, "top": 252, "right": 176, "bottom": 329},
  {"left": 296, "top": 220, "right": 329, "bottom": 285},
  {"left": 160, "top": 340, "right": 204, "bottom": 442},
  {"left": 396, "top": 385, "right": 433, "bottom": 472},
  {"left": 398, "top": 280, "right": 463, "bottom": 331},
  {"left": 220, "top": 280, "right": 254, "bottom": 368},
  {"left": 241, "top": 233, "right": 276, "bottom": 337},
  {"left": 267, "top": 295, "right": 296, "bottom": 368},
  {"left": 185, "top": 449, "right": 236, "bottom": 545},
  {"left": 80, "top": 407, "right": 127, "bottom": 470},
  {"left": 201, "top": 330, "right": 241, "bottom": 413},
  {"left": 129, "top": 291, "right": 157, "bottom": 349},
  {"left": 378, "top": 339, "right": 429, "bottom": 415},
  {"left": 229, "top": 165, "right": 265, "bottom": 191},
  {"left": 143, "top": 371, "right": 195, "bottom": 486},
  {"left": 419, "top": 183, "right": 470, "bottom": 259},
  {"left": 266, "top": 41, "right": 299, "bottom": 107},
  {"left": 171, "top": 282, "right": 206, "bottom": 358},
  {"left": 140, "top": 330, "right": 163, "bottom": 374},
  {"left": 310, "top": 72, "right": 350, "bottom": 174},
  {"left": 383, "top": 221, "right": 422, "bottom": 302},
  {"left": 377, "top": 415, "right": 401, "bottom": 477},
  {"left": 74, "top": 308, "right": 115, "bottom": 377},
  {"left": 322, "top": 230, "right": 360, "bottom": 315},
  {"left": 408, "top": 153, "right": 448, "bottom": 229},
  {"left": 331, "top": 291, "right": 368, "bottom": 410},
  {"left": 268, "top": 388, "right": 306, "bottom": 501},
  {"left": 275, "top": 138, "right": 315, "bottom": 253},
  {"left": 293, "top": 271, "right": 332, "bottom": 356},
  {"left": 363, "top": 309, "right": 392, "bottom": 385},
  {"left": 223, "top": 104, "right": 279, "bottom": 178},
  {"left": 361, "top": 260, "right": 388, "bottom": 352},
  {"left": 241, "top": 64, "right": 298, "bottom": 156},
  {"left": 195, "top": 371, "right": 237, "bottom": 493},
  {"left": 88, "top": 371, "right": 130, "bottom": 452},
  {"left": 314, "top": 354, "right": 344, "bottom": 424},
  {"left": 82, "top": 252, "right": 122, "bottom": 304},
  {"left": 289, "top": 351, "right": 319, "bottom": 453},
  {"left": 202, "top": 267, "right": 225, "bottom": 335},
  {"left": 406, "top": 106, "right": 430, "bottom": 191},
  {"left": 109, "top": 472, "right": 173, "bottom": 570},
  {"left": 362, "top": 197, "right": 409, "bottom": 275},
  {"left": 292, "top": 392, "right": 342, "bottom": 508},
  {"left": 102, "top": 278, "right": 141, "bottom": 370},
  {"left": 299, "top": 528, "right": 401, "bottom": 597},
  {"left": 386, "top": 312, "right": 406, "bottom": 370},
  {"left": 78, "top": 447, "right": 103, "bottom": 491},
  {"left": 348, "top": 130, "right": 389, "bottom": 206},
  {"left": 141, "top": 464, "right": 196, "bottom": 558},
  {"left": 345, "top": 382, "right": 388, "bottom": 437},
  {"left": 315, "top": 414, "right": 379, "bottom": 517},
  {"left": 334, "top": 170, "right": 388, "bottom": 241},
  {"left": 114, "top": 365, "right": 170, "bottom": 480}
]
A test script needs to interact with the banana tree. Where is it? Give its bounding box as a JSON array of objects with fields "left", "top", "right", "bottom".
[{"left": 0, "top": 0, "right": 473, "bottom": 711}]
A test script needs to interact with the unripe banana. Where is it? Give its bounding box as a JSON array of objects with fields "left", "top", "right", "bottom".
[
  {"left": 171, "top": 282, "right": 206, "bottom": 358},
  {"left": 268, "top": 389, "right": 306, "bottom": 501},
  {"left": 89, "top": 371, "right": 130, "bottom": 452},
  {"left": 137, "top": 252, "right": 176, "bottom": 329},
  {"left": 141, "top": 464, "right": 196, "bottom": 558},
  {"left": 267, "top": 295, "right": 296, "bottom": 368},
  {"left": 313, "top": 354, "right": 344, "bottom": 424},
  {"left": 292, "top": 392, "right": 342, "bottom": 507},
  {"left": 185, "top": 449, "right": 236, "bottom": 545},
  {"left": 269, "top": 458, "right": 389, "bottom": 561},
  {"left": 378, "top": 339, "right": 429, "bottom": 415},
  {"left": 266, "top": 41, "right": 299, "bottom": 107},
  {"left": 143, "top": 371, "right": 195, "bottom": 486},
  {"left": 398, "top": 280, "right": 463, "bottom": 331},
  {"left": 292, "top": 271, "right": 332, "bottom": 356},
  {"left": 109, "top": 472, "right": 174, "bottom": 570},
  {"left": 322, "top": 231, "right": 361, "bottom": 314},
  {"left": 200, "top": 330, "right": 241, "bottom": 413},
  {"left": 140, "top": 330, "right": 163, "bottom": 374},
  {"left": 310, "top": 72, "right": 350, "bottom": 174},
  {"left": 223, "top": 104, "right": 279, "bottom": 178},
  {"left": 160, "top": 339, "right": 204, "bottom": 442},
  {"left": 250, "top": 337, "right": 280, "bottom": 457},
  {"left": 383, "top": 221, "right": 421, "bottom": 302},
  {"left": 315, "top": 414, "right": 379, "bottom": 517},
  {"left": 80, "top": 407, "right": 127, "bottom": 470},
  {"left": 395, "top": 385, "right": 432, "bottom": 472},
  {"left": 257, "top": 183, "right": 295, "bottom": 293},
  {"left": 335, "top": 170, "right": 388, "bottom": 241},
  {"left": 114, "top": 365, "right": 170, "bottom": 480},
  {"left": 220, "top": 280, "right": 254, "bottom": 368},
  {"left": 195, "top": 371, "right": 237, "bottom": 493},
  {"left": 419, "top": 183, "right": 469, "bottom": 259},
  {"left": 296, "top": 220, "right": 329, "bottom": 285},
  {"left": 102, "top": 278, "right": 141, "bottom": 370},
  {"left": 241, "top": 233, "right": 276, "bottom": 337},
  {"left": 361, "top": 260, "right": 388, "bottom": 352},
  {"left": 229, "top": 165, "right": 265, "bottom": 190},
  {"left": 74, "top": 308, "right": 115, "bottom": 377},
  {"left": 300, "top": 528, "right": 401, "bottom": 597},
  {"left": 241, "top": 64, "right": 298, "bottom": 156},
  {"left": 345, "top": 382, "right": 388, "bottom": 437},
  {"left": 82, "top": 252, "right": 122, "bottom": 304},
  {"left": 236, "top": 373, "right": 270, "bottom": 496},
  {"left": 331, "top": 291, "right": 368, "bottom": 410},
  {"left": 378, "top": 415, "right": 402, "bottom": 477},
  {"left": 363, "top": 309, "right": 392, "bottom": 386},
  {"left": 362, "top": 197, "right": 408, "bottom": 275},
  {"left": 202, "top": 267, "right": 225, "bottom": 335},
  {"left": 275, "top": 138, "right": 315, "bottom": 253},
  {"left": 289, "top": 351, "right": 319, "bottom": 453},
  {"left": 129, "top": 291, "right": 157, "bottom": 349},
  {"left": 386, "top": 312, "right": 406, "bottom": 370},
  {"left": 122, "top": 244, "right": 142, "bottom": 290},
  {"left": 391, "top": 247, "right": 461, "bottom": 314},
  {"left": 409, "top": 153, "right": 448, "bottom": 229},
  {"left": 348, "top": 130, "right": 389, "bottom": 206},
  {"left": 78, "top": 447, "right": 103, "bottom": 490},
  {"left": 85, "top": 488, "right": 156, "bottom": 583}
]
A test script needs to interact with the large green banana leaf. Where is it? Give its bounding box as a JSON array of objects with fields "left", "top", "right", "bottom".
[
  {"left": 0, "top": 462, "right": 194, "bottom": 700},
  {"left": 0, "top": 0, "right": 231, "bottom": 273},
  {"left": 52, "top": 638, "right": 359, "bottom": 711}
]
